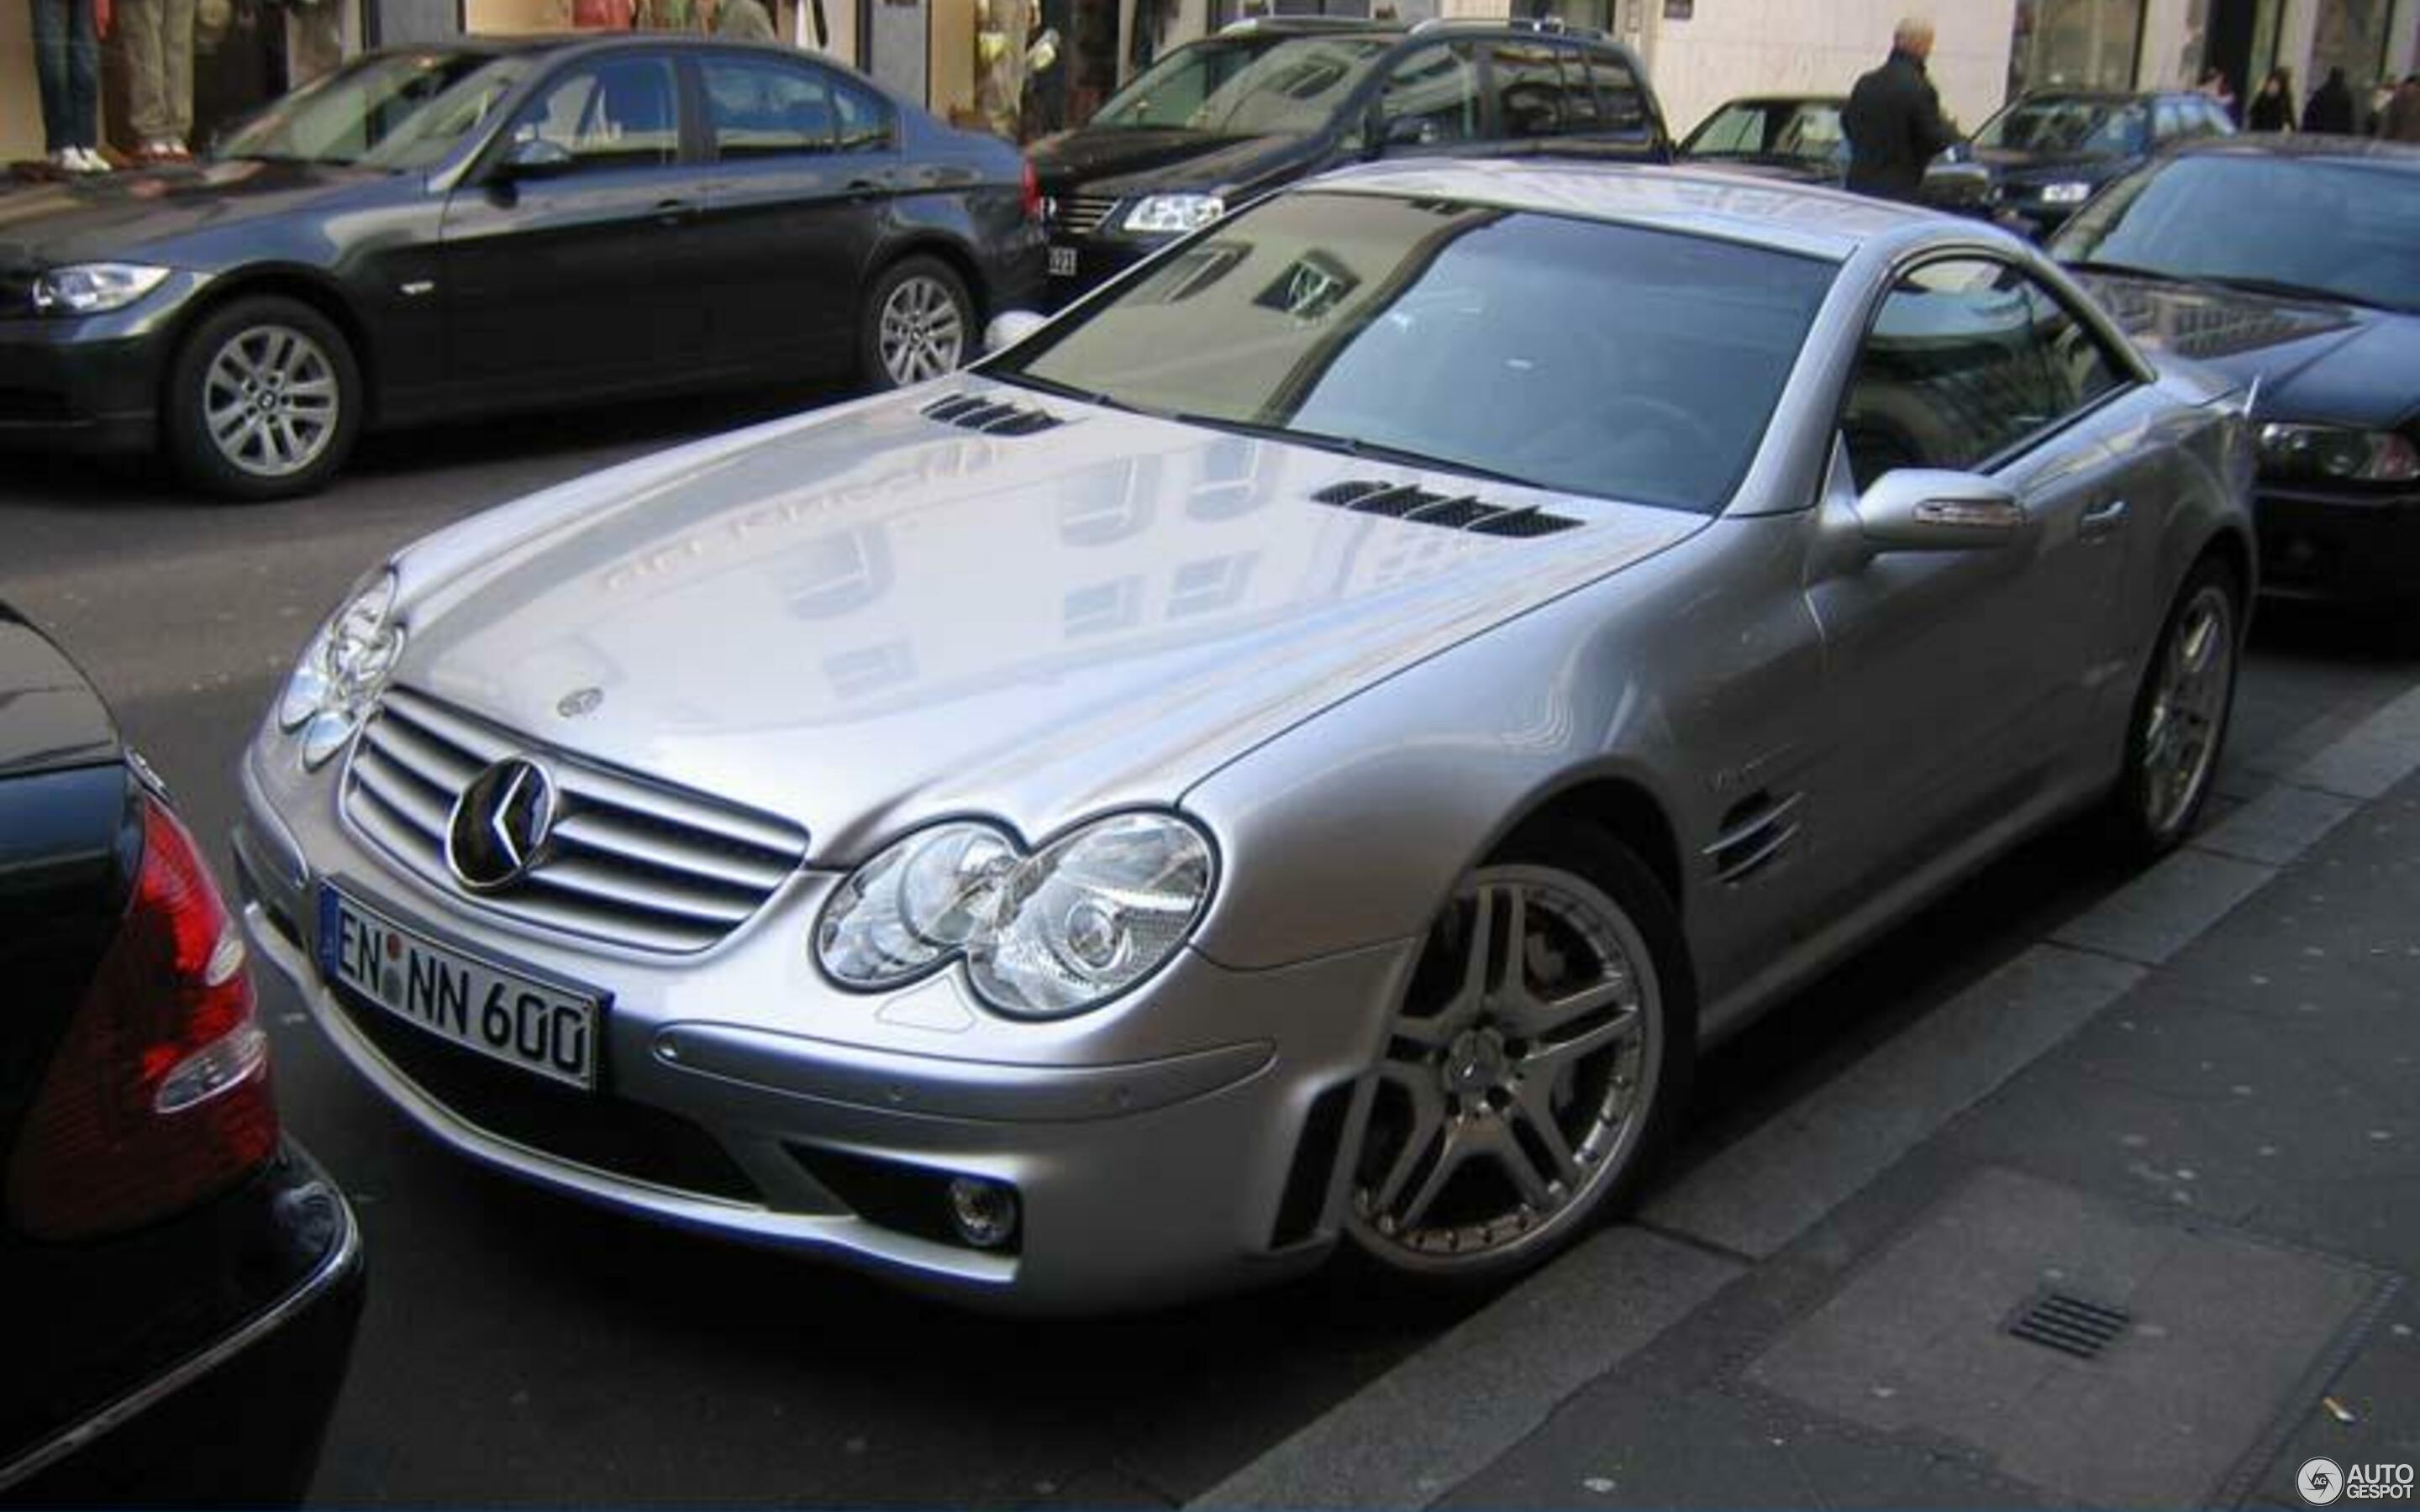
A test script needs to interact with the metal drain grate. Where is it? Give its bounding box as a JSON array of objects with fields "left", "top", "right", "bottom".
[{"left": 2007, "top": 1291, "right": 2132, "bottom": 1359}]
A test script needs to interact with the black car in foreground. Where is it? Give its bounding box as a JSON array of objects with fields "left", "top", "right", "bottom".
[
  {"left": 1676, "top": 92, "right": 1996, "bottom": 215},
  {"left": 1027, "top": 15, "right": 1668, "bottom": 302},
  {"left": 0, "top": 604, "right": 362, "bottom": 1504},
  {"left": 1970, "top": 87, "right": 2233, "bottom": 236},
  {"left": 2056, "top": 135, "right": 2420, "bottom": 616},
  {"left": 0, "top": 34, "right": 1044, "bottom": 499}
]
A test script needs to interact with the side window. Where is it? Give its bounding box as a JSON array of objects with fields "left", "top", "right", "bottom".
[
  {"left": 2024, "top": 278, "right": 2129, "bottom": 415},
  {"left": 1841, "top": 258, "right": 2058, "bottom": 489},
  {"left": 702, "top": 57, "right": 835, "bottom": 158},
  {"left": 1377, "top": 44, "right": 1481, "bottom": 148},
  {"left": 510, "top": 55, "right": 681, "bottom": 170},
  {"left": 1585, "top": 49, "right": 1649, "bottom": 134},
  {"left": 1490, "top": 42, "right": 1566, "bottom": 139},
  {"left": 832, "top": 76, "right": 894, "bottom": 150}
]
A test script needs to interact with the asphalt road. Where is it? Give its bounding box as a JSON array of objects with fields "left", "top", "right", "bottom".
[{"left": 6, "top": 399, "right": 2415, "bottom": 1507}]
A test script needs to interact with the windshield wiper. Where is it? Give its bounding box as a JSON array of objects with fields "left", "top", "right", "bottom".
[
  {"left": 2060, "top": 259, "right": 2196, "bottom": 283},
  {"left": 1167, "top": 412, "right": 1539, "bottom": 489}
]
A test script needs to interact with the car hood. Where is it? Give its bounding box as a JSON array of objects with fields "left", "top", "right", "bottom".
[
  {"left": 0, "top": 159, "right": 390, "bottom": 267},
  {"left": 387, "top": 384, "right": 1705, "bottom": 860},
  {"left": 1979, "top": 147, "right": 2130, "bottom": 184},
  {"left": 2074, "top": 272, "right": 2420, "bottom": 428},
  {"left": 1028, "top": 127, "right": 1323, "bottom": 197}
]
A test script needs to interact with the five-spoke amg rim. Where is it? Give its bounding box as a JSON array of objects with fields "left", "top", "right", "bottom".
[
  {"left": 2142, "top": 582, "right": 2235, "bottom": 838},
  {"left": 202, "top": 323, "right": 340, "bottom": 479},
  {"left": 1350, "top": 865, "right": 1660, "bottom": 1269},
  {"left": 877, "top": 275, "right": 966, "bottom": 386}
]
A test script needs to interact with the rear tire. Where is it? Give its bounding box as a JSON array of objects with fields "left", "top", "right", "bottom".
[
  {"left": 165, "top": 295, "right": 360, "bottom": 501},
  {"left": 860, "top": 257, "right": 974, "bottom": 390},
  {"left": 1339, "top": 822, "right": 1694, "bottom": 1294},
  {"left": 2104, "top": 555, "right": 2243, "bottom": 860}
]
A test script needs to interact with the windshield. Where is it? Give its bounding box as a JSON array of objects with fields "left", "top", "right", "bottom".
[
  {"left": 214, "top": 50, "right": 527, "bottom": 170},
  {"left": 988, "top": 191, "right": 1838, "bottom": 514},
  {"left": 1089, "top": 34, "right": 1389, "bottom": 136},
  {"left": 2054, "top": 154, "right": 2420, "bottom": 314},
  {"left": 1975, "top": 97, "right": 2147, "bottom": 156},
  {"left": 1683, "top": 100, "right": 1845, "bottom": 164}
]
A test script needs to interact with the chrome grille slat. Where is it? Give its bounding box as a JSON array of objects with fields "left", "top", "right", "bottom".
[
  {"left": 1057, "top": 194, "right": 1120, "bottom": 237},
  {"left": 339, "top": 687, "right": 808, "bottom": 955}
]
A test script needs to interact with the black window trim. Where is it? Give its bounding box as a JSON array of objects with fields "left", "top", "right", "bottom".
[{"left": 1836, "top": 247, "right": 2150, "bottom": 486}]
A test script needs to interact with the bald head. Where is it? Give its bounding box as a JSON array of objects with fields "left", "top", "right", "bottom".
[{"left": 1894, "top": 16, "right": 1934, "bottom": 59}]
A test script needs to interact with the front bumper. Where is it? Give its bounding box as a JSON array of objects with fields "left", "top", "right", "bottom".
[
  {"left": 2254, "top": 480, "right": 2420, "bottom": 608},
  {"left": 235, "top": 738, "right": 1413, "bottom": 1312},
  {"left": 0, "top": 274, "right": 203, "bottom": 456},
  {"left": 1039, "top": 231, "right": 1166, "bottom": 310}
]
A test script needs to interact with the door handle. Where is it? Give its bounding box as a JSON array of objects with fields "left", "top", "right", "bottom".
[
  {"left": 2080, "top": 497, "right": 2129, "bottom": 541},
  {"left": 652, "top": 197, "right": 698, "bottom": 226}
]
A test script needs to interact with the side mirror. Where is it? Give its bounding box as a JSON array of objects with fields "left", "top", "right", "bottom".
[
  {"left": 1854, "top": 470, "right": 2028, "bottom": 553},
  {"left": 982, "top": 309, "right": 1049, "bottom": 354},
  {"left": 501, "top": 136, "right": 576, "bottom": 179}
]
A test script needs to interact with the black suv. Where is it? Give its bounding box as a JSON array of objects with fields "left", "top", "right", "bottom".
[{"left": 1028, "top": 15, "right": 1670, "bottom": 301}]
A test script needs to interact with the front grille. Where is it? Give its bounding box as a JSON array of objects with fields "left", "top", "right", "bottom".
[
  {"left": 329, "top": 982, "right": 761, "bottom": 1205},
  {"left": 1055, "top": 193, "right": 1122, "bottom": 238},
  {"left": 342, "top": 686, "right": 808, "bottom": 955}
]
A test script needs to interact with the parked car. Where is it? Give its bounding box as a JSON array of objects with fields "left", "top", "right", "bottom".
[
  {"left": 1026, "top": 16, "right": 1669, "bottom": 302},
  {"left": 2054, "top": 134, "right": 2420, "bottom": 617},
  {"left": 1970, "top": 87, "right": 2233, "bottom": 236},
  {"left": 1677, "top": 93, "right": 1994, "bottom": 213},
  {"left": 0, "top": 34, "right": 1044, "bottom": 500},
  {"left": 239, "top": 160, "right": 2250, "bottom": 1311},
  {"left": 0, "top": 603, "right": 361, "bottom": 1503}
]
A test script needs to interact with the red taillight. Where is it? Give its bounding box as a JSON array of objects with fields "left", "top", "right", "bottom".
[
  {"left": 5, "top": 792, "right": 277, "bottom": 1242},
  {"left": 1021, "top": 159, "right": 1044, "bottom": 223}
]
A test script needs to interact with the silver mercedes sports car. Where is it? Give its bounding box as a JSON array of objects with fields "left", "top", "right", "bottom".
[{"left": 238, "top": 161, "right": 2254, "bottom": 1310}]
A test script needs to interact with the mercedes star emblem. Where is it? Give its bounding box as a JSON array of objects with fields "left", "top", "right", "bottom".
[{"left": 445, "top": 756, "right": 558, "bottom": 892}]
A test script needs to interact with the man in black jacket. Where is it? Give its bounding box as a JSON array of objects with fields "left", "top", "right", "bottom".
[{"left": 1844, "top": 18, "right": 1960, "bottom": 201}]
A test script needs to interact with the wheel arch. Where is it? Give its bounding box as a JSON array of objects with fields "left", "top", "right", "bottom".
[
  {"left": 161, "top": 268, "right": 379, "bottom": 426},
  {"left": 1496, "top": 773, "right": 1687, "bottom": 926},
  {"left": 875, "top": 235, "right": 991, "bottom": 322}
]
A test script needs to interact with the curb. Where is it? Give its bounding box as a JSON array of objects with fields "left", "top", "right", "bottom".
[{"left": 1194, "top": 678, "right": 2420, "bottom": 1512}]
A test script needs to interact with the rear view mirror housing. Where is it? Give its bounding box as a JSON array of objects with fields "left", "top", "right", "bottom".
[{"left": 1854, "top": 470, "right": 2028, "bottom": 553}]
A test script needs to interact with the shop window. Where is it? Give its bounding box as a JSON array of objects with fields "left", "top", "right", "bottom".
[
  {"left": 703, "top": 57, "right": 837, "bottom": 155},
  {"left": 2007, "top": 0, "right": 2147, "bottom": 95},
  {"left": 512, "top": 56, "right": 681, "bottom": 167},
  {"left": 2311, "top": 0, "right": 2396, "bottom": 97}
]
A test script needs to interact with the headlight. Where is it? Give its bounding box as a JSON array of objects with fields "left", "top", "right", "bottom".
[
  {"left": 276, "top": 568, "right": 405, "bottom": 769},
  {"left": 1122, "top": 193, "right": 1225, "bottom": 235},
  {"left": 2039, "top": 181, "right": 2092, "bottom": 206},
  {"left": 817, "top": 812, "right": 1215, "bottom": 1018},
  {"left": 2258, "top": 423, "right": 2420, "bottom": 484},
  {"left": 31, "top": 262, "right": 171, "bottom": 315}
]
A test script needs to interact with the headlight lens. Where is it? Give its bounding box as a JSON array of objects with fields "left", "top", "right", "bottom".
[
  {"left": 2258, "top": 423, "right": 2420, "bottom": 484},
  {"left": 817, "top": 812, "right": 1214, "bottom": 1017},
  {"left": 2039, "top": 181, "right": 2092, "bottom": 206},
  {"left": 277, "top": 568, "right": 405, "bottom": 769},
  {"left": 1122, "top": 193, "right": 1225, "bottom": 235},
  {"left": 31, "top": 262, "right": 171, "bottom": 315}
]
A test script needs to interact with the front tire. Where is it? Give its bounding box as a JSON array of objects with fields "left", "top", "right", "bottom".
[
  {"left": 1342, "top": 825, "right": 1693, "bottom": 1289},
  {"left": 2107, "top": 555, "right": 2243, "bottom": 858},
  {"left": 861, "top": 257, "right": 974, "bottom": 391},
  {"left": 165, "top": 295, "right": 360, "bottom": 501}
]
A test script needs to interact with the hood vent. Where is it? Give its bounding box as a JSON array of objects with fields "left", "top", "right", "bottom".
[
  {"left": 1312, "top": 479, "right": 1580, "bottom": 538},
  {"left": 922, "top": 393, "right": 1065, "bottom": 437}
]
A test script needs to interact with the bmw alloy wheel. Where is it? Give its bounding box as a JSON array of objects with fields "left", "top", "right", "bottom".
[
  {"left": 2139, "top": 580, "right": 2235, "bottom": 839},
  {"left": 876, "top": 274, "right": 968, "bottom": 386},
  {"left": 1349, "top": 864, "right": 1662, "bottom": 1273},
  {"left": 201, "top": 323, "right": 342, "bottom": 480}
]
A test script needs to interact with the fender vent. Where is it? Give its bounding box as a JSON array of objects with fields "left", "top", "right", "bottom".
[
  {"left": 1312, "top": 479, "right": 1580, "bottom": 538},
  {"left": 1705, "top": 790, "right": 1805, "bottom": 885},
  {"left": 921, "top": 393, "right": 1065, "bottom": 436}
]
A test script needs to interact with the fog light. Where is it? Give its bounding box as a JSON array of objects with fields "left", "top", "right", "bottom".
[{"left": 947, "top": 1176, "right": 1020, "bottom": 1249}]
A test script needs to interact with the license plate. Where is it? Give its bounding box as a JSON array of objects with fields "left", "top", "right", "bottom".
[
  {"left": 318, "top": 886, "right": 602, "bottom": 1089},
  {"left": 1048, "top": 244, "right": 1079, "bottom": 279}
]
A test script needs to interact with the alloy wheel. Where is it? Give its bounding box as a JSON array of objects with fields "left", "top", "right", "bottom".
[
  {"left": 201, "top": 323, "right": 341, "bottom": 480},
  {"left": 2139, "top": 581, "right": 2234, "bottom": 838},
  {"left": 876, "top": 276, "right": 967, "bottom": 386},
  {"left": 1349, "top": 865, "right": 1661, "bottom": 1271}
]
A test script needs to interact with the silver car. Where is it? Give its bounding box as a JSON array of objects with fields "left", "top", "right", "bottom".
[{"left": 238, "top": 161, "right": 2254, "bottom": 1310}]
